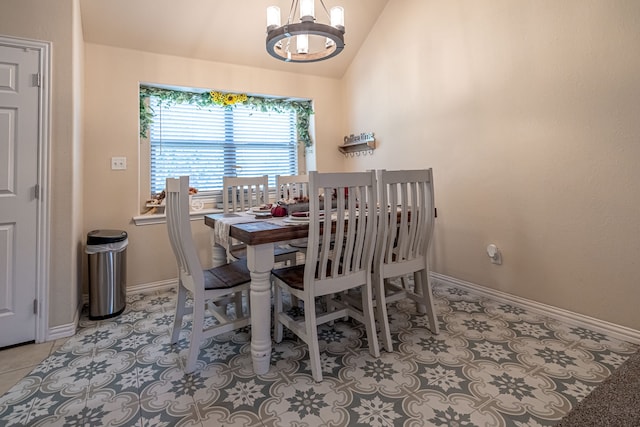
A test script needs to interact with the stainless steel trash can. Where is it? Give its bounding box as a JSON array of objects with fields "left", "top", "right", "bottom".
[{"left": 86, "top": 229, "right": 128, "bottom": 320}]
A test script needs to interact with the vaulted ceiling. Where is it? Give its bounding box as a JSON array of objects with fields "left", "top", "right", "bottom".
[{"left": 80, "top": 0, "right": 389, "bottom": 79}]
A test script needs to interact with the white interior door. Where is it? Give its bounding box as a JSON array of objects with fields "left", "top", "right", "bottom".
[{"left": 0, "top": 44, "right": 39, "bottom": 347}]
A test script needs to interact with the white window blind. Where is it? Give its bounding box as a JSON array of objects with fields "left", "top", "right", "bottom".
[{"left": 149, "top": 97, "right": 298, "bottom": 195}]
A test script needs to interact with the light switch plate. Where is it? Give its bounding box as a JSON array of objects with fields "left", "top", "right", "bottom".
[{"left": 111, "top": 157, "right": 127, "bottom": 170}]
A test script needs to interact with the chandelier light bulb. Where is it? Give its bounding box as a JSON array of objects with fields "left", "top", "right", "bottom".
[
  {"left": 266, "top": 6, "right": 281, "bottom": 30},
  {"left": 297, "top": 34, "right": 309, "bottom": 54},
  {"left": 300, "top": 0, "right": 315, "bottom": 21},
  {"left": 330, "top": 6, "right": 344, "bottom": 29}
]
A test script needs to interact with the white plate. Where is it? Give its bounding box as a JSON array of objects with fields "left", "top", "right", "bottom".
[
  {"left": 249, "top": 206, "right": 271, "bottom": 213},
  {"left": 283, "top": 217, "right": 309, "bottom": 225},
  {"left": 288, "top": 215, "right": 310, "bottom": 221}
]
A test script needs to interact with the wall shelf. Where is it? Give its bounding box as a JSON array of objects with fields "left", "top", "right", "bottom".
[{"left": 338, "top": 132, "right": 375, "bottom": 156}]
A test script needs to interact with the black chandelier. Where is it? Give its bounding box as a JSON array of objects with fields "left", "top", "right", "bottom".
[{"left": 266, "top": 0, "right": 345, "bottom": 63}]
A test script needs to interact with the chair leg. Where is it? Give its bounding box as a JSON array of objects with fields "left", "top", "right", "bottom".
[
  {"left": 414, "top": 271, "right": 427, "bottom": 315},
  {"left": 401, "top": 275, "right": 411, "bottom": 291},
  {"left": 361, "top": 282, "right": 380, "bottom": 358},
  {"left": 417, "top": 270, "right": 439, "bottom": 335},
  {"left": 171, "top": 283, "right": 187, "bottom": 345},
  {"left": 324, "top": 295, "right": 341, "bottom": 325},
  {"left": 274, "top": 253, "right": 298, "bottom": 312},
  {"left": 273, "top": 284, "right": 284, "bottom": 343},
  {"left": 233, "top": 291, "right": 244, "bottom": 318},
  {"left": 305, "top": 303, "right": 323, "bottom": 382},
  {"left": 374, "top": 273, "right": 393, "bottom": 352},
  {"left": 185, "top": 301, "right": 205, "bottom": 373}
]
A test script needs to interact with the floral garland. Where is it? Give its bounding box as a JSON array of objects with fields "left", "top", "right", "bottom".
[
  {"left": 210, "top": 91, "right": 247, "bottom": 106},
  {"left": 139, "top": 86, "right": 314, "bottom": 147}
]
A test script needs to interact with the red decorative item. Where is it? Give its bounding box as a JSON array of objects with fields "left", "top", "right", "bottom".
[{"left": 271, "top": 205, "right": 288, "bottom": 217}]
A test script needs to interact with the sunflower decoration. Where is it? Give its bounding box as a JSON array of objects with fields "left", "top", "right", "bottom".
[
  {"left": 210, "top": 91, "right": 248, "bottom": 107},
  {"left": 210, "top": 91, "right": 227, "bottom": 105}
]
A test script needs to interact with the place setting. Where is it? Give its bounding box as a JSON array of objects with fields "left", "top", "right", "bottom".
[
  {"left": 283, "top": 211, "right": 311, "bottom": 225},
  {"left": 247, "top": 204, "right": 274, "bottom": 218},
  {"left": 281, "top": 210, "right": 329, "bottom": 225}
]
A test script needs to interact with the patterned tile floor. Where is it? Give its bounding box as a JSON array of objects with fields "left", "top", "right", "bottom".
[{"left": 0, "top": 279, "right": 637, "bottom": 427}]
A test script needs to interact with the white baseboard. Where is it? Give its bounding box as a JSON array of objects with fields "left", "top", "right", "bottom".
[
  {"left": 81, "top": 279, "right": 178, "bottom": 305},
  {"left": 430, "top": 272, "right": 640, "bottom": 345},
  {"left": 46, "top": 299, "right": 82, "bottom": 342},
  {"left": 126, "top": 279, "right": 178, "bottom": 295},
  {"left": 57, "top": 279, "right": 178, "bottom": 342}
]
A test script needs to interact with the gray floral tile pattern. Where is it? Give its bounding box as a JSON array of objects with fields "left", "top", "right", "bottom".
[{"left": 0, "top": 279, "right": 637, "bottom": 426}]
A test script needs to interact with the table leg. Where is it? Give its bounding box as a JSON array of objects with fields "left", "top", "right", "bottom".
[
  {"left": 246, "top": 243, "right": 275, "bottom": 375},
  {"left": 210, "top": 230, "right": 228, "bottom": 267}
]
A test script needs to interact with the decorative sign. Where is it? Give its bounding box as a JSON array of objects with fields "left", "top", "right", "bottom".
[
  {"left": 343, "top": 132, "right": 375, "bottom": 145},
  {"left": 339, "top": 132, "right": 376, "bottom": 157}
]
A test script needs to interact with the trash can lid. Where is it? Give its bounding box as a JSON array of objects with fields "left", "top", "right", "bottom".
[{"left": 87, "top": 229, "right": 128, "bottom": 245}]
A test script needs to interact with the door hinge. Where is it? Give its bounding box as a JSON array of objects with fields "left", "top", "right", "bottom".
[
  {"left": 33, "top": 299, "right": 38, "bottom": 314},
  {"left": 34, "top": 184, "right": 40, "bottom": 199},
  {"left": 32, "top": 73, "right": 41, "bottom": 87}
]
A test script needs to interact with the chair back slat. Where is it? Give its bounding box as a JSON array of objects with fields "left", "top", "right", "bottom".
[
  {"left": 222, "top": 175, "right": 269, "bottom": 212},
  {"left": 316, "top": 193, "right": 333, "bottom": 277},
  {"left": 305, "top": 171, "right": 377, "bottom": 294},
  {"left": 384, "top": 184, "right": 398, "bottom": 264}
]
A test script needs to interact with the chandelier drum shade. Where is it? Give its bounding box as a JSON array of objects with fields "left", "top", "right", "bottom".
[{"left": 266, "top": 0, "right": 345, "bottom": 63}]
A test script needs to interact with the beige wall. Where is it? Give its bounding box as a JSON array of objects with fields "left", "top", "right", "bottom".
[
  {"left": 0, "top": 0, "right": 83, "bottom": 328},
  {"left": 83, "top": 44, "right": 345, "bottom": 287},
  {"left": 343, "top": 0, "right": 640, "bottom": 329}
]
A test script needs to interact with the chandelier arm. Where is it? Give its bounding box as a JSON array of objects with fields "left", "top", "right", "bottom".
[
  {"left": 285, "top": 36, "right": 292, "bottom": 55},
  {"left": 318, "top": 0, "right": 331, "bottom": 19},
  {"left": 287, "top": 0, "right": 298, "bottom": 25}
]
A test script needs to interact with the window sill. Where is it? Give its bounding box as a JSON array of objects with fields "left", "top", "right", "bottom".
[{"left": 133, "top": 208, "right": 222, "bottom": 226}]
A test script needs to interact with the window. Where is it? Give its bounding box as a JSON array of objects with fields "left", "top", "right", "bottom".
[{"left": 146, "top": 92, "right": 304, "bottom": 196}]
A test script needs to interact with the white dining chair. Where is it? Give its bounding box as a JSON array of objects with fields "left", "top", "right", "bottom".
[
  {"left": 221, "top": 175, "right": 298, "bottom": 265},
  {"left": 373, "top": 168, "right": 439, "bottom": 352},
  {"left": 223, "top": 175, "right": 269, "bottom": 213},
  {"left": 272, "top": 170, "right": 380, "bottom": 381},
  {"left": 275, "top": 173, "right": 310, "bottom": 250},
  {"left": 166, "top": 176, "right": 252, "bottom": 373},
  {"left": 275, "top": 173, "right": 309, "bottom": 202}
]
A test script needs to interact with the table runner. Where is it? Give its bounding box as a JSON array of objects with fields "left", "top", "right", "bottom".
[{"left": 212, "top": 213, "right": 258, "bottom": 250}]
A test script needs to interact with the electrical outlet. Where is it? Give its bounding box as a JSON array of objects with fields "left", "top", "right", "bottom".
[
  {"left": 487, "top": 244, "right": 502, "bottom": 265},
  {"left": 111, "top": 157, "right": 127, "bottom": 170}
]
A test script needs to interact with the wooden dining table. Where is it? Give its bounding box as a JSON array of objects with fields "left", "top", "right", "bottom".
[{"left": 204, "top": 212, "right": 310, "bottom": 375}]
